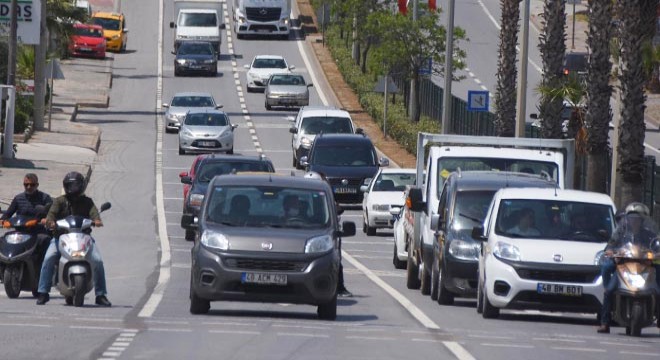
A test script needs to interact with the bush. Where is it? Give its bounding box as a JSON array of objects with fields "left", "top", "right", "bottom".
[{"left": 13, "top": 95, "right": 33, "bottom": 134}]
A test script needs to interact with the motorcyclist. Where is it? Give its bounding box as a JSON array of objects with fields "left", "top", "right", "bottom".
[
  {"left": 35, "top": 172, "right": 111, "bottom": 307},
  {"left": 597, "top": 202, "right": 660, "bottom": 333}
]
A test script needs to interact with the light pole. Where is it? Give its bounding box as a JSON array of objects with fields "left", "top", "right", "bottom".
[
  {"left": 441, "top": 0, "right": 455, "bottom": 134},
  {"left": 6, "top": 0, "right": 18, "bottom": 86},
  {"left": 515, "top": 0, "right": 531, "bottom": 138}
]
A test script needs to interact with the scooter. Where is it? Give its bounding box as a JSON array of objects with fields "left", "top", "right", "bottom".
[
  {"left": 611, "top": 242, "right": 660, "bottom": 337},
  {"left": 0, "top": 206, "right": 49, "bottom": 298},
  {"left": 54, "top": 202, "right": 110, "bottom": 307}
]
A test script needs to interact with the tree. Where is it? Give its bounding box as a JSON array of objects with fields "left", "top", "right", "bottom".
[
  {"left": 537, "top": 0, "right": 566, "bottom": 139},
  {"left": 617, "top": 0, "right": 647, "bottom": 206},
  {"left": 46, "top": 0, "right": 88, "bottom": 57},
  {"left": 494, "top": 0, "right": 522, "bottom": 137},
  {"left": 585, "top": 0, "right": 614, "bottom": 193}
]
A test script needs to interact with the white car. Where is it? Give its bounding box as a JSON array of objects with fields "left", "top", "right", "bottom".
[
  {"left": 361, "top": 168, "right": 416, "bottom": 236},
  {"left": 243, "top": 55, "right": 294, "bottom": 92},
  {"left": 392, "top": 205, "right": 412, "bottom": 269},
  {"left": 475, "top": 188, "right": 616, "bottom": 319},
  {"left": 178, "top": 109, "right": 238, "bottom": 155}
]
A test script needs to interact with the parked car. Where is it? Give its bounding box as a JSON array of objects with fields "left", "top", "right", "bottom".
[
  {"left": 179, "top": 154, "right": 275, "bottom": 241},
  {"left": 301, "top": 133, "right": 389, "bottom": 204},
  {"left": 361, "top": 168, "right": 416, "bottom": 236},
  {"left": 244, "top": 55, "right": 294, "bottom": 92},
  {"left": 178, "top": 109, "right": 238, "bottom": 155},
  {"left": 173, "top": 41, "right": 218, "bottom": 77},
  {"left": 162, "top": 92, "right": 222, "bottom": 133},
  {"left": 179, "top": 154, "right": 206, "bottom": 203},
  {"left": 68, "top": 23, "right": 106, "bottom": 59},
  {"left": 289, "top": 106, "right": 361, "bottom": 169},
  {"left": 91, "top": 11, "right": 128, "bottom": 52},
  {"left": 474, "top": 188, "right": 616, "bottom": 318},
  {"left": 182, "top": 173, "right": 356, "bottom": 318},
  {"left": 265, "top": 73, "right": 313, "bottom": 110},
  {"left": 430, "top": 171, "right": 556, "bottom": 305}
]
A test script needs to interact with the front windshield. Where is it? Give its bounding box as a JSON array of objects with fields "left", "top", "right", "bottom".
[
  {"left": 269, "top": 74, "right": 305, "bottom": 85},
  {"left": 197, "top": 162, "right": 272, "bottom": 182},
  {"left": 179, "top": 13, "right": 217, "bottom": 27},
  {"left": 184, "top": 113, "right": 228, "bottom": 126},
  {"left": 253, "top": 58, "right": 287, "bottom": 69},
  {"left": 206, "top": 186, "right": 331, "bottom": 229},
  {"left": 170, "top": 96, "right": 215, "bottom": 107},
  {"left": 437, "top": 157, "right": 559, "bottom": 193},
  {"left": 300, "top": 117, "right": 353, "bottom": 135},
  {"left": 494, "top": 199, "right": 614, "bottom": 242},
  {"left": 312, "top": 145, "right": 376, "bottom": 166},
  {"left": 74, "top": 27, "right": 103, "bottom": 37},
  {"left": 372, "top": 173, "right": 416, "bottom": 192},
  {"left": 452, "top": 191, "right": 496, "bottom": 231},
  {"left": 91, "top": 18, "right": 120, "bottom": 31},
  {"left": 178, "top": 43, "right": 214, "bottom": 55}
]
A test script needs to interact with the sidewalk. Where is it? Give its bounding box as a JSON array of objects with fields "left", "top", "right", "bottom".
[{"left": 0, "top": 56, "right": 112, "bottom": 206}]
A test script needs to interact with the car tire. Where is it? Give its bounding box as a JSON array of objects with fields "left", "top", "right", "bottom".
[
  {"left": 393, "top": 243, "right": 406, "bottom": 269},
  {"left": 292, "top": 157, "right": 298, "bottom": 168},
  {"left": 185, "top": 229, "right": 195, "bottom": 241},
  {"left": 317, "top": 292, "right": 337, "bottom": 320},
  {"left": 179, "top": 147, "right": 185, "bottom": 155},
  {"left": 481, "top": 283, "right": 500, "bottom": 319},
  {"left": 430, "top": 258, "right": 440, "bottom": 301},
  {"left": 226, "top": 147, "right": 234, "bottom": 155},
  {"left": 406, "top": 241, "right": 421, "bottom": 290},
  {"left": 265, "top": 102, "right": 272, "bottom": 110},
  {"left": 174, "top": 68, "right": 180, "bottom": 77},
  {"left": 190, "top": 276, "right": 210, "bottom": 314},
  {"left": 236, "top": 33, "right": 244, "bottom": 40},
  {"left": 366, "top": 224, "right": 376, "bottom": 236},
  {"left": 420, "top": 258, "right": 431, "bottom": 296},
  {"left": 476, "top": 278, "right": 484, "bottom": 314},
  {"left": 437, "top": 261, "right": 455, "bottom": 305},
  {"left": 246, "top": 86, "right": 253, "bottom": 93}
]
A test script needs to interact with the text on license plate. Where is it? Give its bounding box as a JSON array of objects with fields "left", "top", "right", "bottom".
[
  {"left": 79, "top": 47, "right": 92, "bottom": 51},
  {"left": 241, "top": 272, "right": 287, "bottom": 285},
  {"left": 334, "top": 187, "right": 357, "bottom": 194},
  {"left": 198, "top": 141, "right": 215, "bottom": 147},
  {"left": 537, "top": 283, "right": 583, "bottom": 296}
]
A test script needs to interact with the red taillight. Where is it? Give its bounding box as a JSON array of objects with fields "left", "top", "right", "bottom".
[{"left": 563, "top": 69, "right": 569, "bottom": 75}]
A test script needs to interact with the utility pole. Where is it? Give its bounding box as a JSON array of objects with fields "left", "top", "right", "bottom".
[
  {"left": 33, "top": 0, "right": 48, "bottom": 130},
  {"left": 408, "top": 0, "right": 419, "bottom": 121},
  {"left": 441, "top": 0, "right": 455, "bottom": 134},
  {"left": 515, "top": 0, "right": 531, "bottom": 137},
  {"left": 6, "top": 0, "right": 18, "bottom": 86}
]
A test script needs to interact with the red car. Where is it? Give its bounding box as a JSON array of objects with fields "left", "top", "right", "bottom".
[
  {"left": 68, "top": 23, "right": 106, "bottom": 59},
  {"left": 179, "top": 154, "right": 206, "bottom": 202}
]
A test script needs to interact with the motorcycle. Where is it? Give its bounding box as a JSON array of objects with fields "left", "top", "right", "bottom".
[
  {"left": 0, "top": 205, "right": 49, "bottom": 298},
  {"left": 611, "top": 241, "right": 660, "bottom": 337},
  {"left": 54, "top": 202, "right": 110, "bottom": 307}
]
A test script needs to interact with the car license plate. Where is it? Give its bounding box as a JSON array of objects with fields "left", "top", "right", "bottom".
[
  {"left": 79, "top": 47, "right": 92, "bottom": 51},
  {"left": 537, "top": 283, "right": 583, "bottom": 297},
  {"left": 334, "top": 187, "right": 357, "bottom": 194},
  {"left": 241, "top": 272, "right": 287, "bottom": 285},
  {"left": 198, "top": 141, "right": 215, "bottom": 147},
  {"left": 190, "top": 65, "right": 202, "bottom": 69}
]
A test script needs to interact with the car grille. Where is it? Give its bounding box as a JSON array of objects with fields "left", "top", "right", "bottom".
[
  {"left": 224, "top": 258, "right": 308, "bottom": 272},
  {"left": 515, "top": 269, "right": 600, "bottom": 284},
  {"left": 191, "top": 139, "right": 221, "bottom": 148},
  {"left": 246, "top": 7, "right": 281, "bottom": 22},
  {"left": 249, "top": 24, "right": 279, "bottom": 32},
  {"left": 327, "top": 178, "right": 363, "bottom": 186}
]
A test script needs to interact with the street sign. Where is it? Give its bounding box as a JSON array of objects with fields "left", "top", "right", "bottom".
[
  {"left": 0, "top": 0, "right": 41, "bottom": 45},
  {"left": 467, "top": 90, "right": 489, "bottom": 112},
  {"left": 418, "top": 57, "right": 432, "bottom": 76}
]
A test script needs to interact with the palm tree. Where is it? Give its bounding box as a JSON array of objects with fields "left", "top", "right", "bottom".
[
  {"left": 538, "top": 0, "right": 566, "bottom": 139},
  {"left": 585, "top": 0, "right": 614, "bottom": 193},
  {"left": 617, "top": 0, "right": 647, "bottom": 206},
  {"left": 494, "top": 0, "right": 522, "bottom": 137}
]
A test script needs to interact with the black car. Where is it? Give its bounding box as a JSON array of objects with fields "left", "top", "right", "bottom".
[
  {"left": 172, "top": 41, "right": 217, "bottom": 77},
  {"left": 562, "top": 52, "right": 588, "bottom": 79},
  {"left": 182, "top": 173, "right": 356, "bottom": 318},
  {"left": 431, "top": 171, "right": 556, "bottom": 305},
  {"left": 180, "top": 154, "right": 275, "bottom": 241},
  {"left": 301, "top": 133, "right": 389, "bottom": 204}
]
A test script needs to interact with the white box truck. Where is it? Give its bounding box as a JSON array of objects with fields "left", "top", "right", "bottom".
[
  {"left": 402, "top": 133, "right": 576, "bottom": 294},
  {"left": 232, "top": 0, "right": 291, "bottom": 39},
  {"left": 170, "top": 0, "right": 226, "bottom": 53}
]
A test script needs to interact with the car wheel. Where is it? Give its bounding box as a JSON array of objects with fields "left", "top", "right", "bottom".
[
  {"left": 185, "top": 229, "right": 195, "bottom": 241},
  {"left": 437, "top": 261, "right": 455, "bottom": 305},
  {"left": 179, "top": 146, "right": 185, "bottom": 155},
  {"left": 406, "top": 240, "right": 421, "bottom": 290},
  {"left": 419, "top": 257, "right": 431, "bottom": 296},
  {"left": 174, "top": 67, "right": 180, "bottom": 77},
  {"left": 265, "top": 102, "right": 272, "bottom": 110},
  {"left": 317, "top": 292, "right": 337, "bottom": 320},
  {"left": 226, "top": 147, "right": 234, "bottom": 155},
  {"left": 292, "top": 157, "right": 298, "bottom": 168},
  {"left": 476, "top": 277, "right": 484, "bottom": 314},
  {"left": 393, "top": 242, "right": 406, "bottom": 270},
  {"left": 246, "top": 86, "right": 253, "bottom": 93},
  {"left": 190, "top": 274, "right": 210, "bottom": 314},
  {"left": 236, "top": 33, "right": 244, "bottom": 40},
  {"left": 482, "top": 282, "right": 500, "bottom": 319},
  {"left": 430, "top": 257, "right": 440, "bottom": 301}
]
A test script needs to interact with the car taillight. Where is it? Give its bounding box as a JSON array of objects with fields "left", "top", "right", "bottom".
[{"left": 563, "top": 69, "right": 569, "bottom": 75}]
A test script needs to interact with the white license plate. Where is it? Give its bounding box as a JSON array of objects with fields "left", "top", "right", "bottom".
[
  {"left": 198, "top": 141, "right": 215, "bottom": 147},
  {"left": 79, "top": 47, "right": 92, "bottom": 51},
  {"left": 189, "top": 65, "right": 202, "bottom": 69},
  {"left": 537, "top": 283, "right": 583, "bottom": 297},
  {"left": 334, "top": 187, "right": 357, "bottom": 194},
  {"left": 241, "top": 272, "right": 287, "bottom": 285}
]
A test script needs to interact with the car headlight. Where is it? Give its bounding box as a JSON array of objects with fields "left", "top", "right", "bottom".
[
  {"left": 4, "top": 233, "right": 32, "bottom": 244},
  {"left": 305, "top": 235, "right": 333, "bottom": 253},
  {"left": 248, "top": 72, "right": 259, "bottom": 79},
  {"left": 448, "top": 239, "right": 480, "bottom": 261},
  {"left": 112, "top": 35, "right": 120, "bottom": 40},
  {"left": 189, "top": 194, "right": 204, "bottom": 208},
  {"left": 217, "top": 130, "right": 232, "bottom": 138},
  {"left": 492, "top": 241, "right": 521, "bottom": 261},
  {"left": 203, "top": 59, "right": 215, "bottom": 64},
  {"left": 372, "top": 204, "right": 390, "bottom": 211},
  {"left": 59, "top": 234, "right": 92, "bottom": 258},
  {"left": 300, "top": 137, "right": 312, "bottom": 148},
  {"left": 238, "top": 16, "right": 246, "bottom": 24},
  {"left": 281, "top": 17, "right": 289, "bottom": 25},
  {"left": 594, "top": 250, "right": 606, "bottom": 265},
  {"left": 622, "top": 271, "right": 648, "bottom": 289},
  {"left": 176, "top": 59, "right": 186, "bottom": 65},
  {"left": 201, "top": 230, "right": 229, "bottom": 250},
  {"left": 180, "top": 128, "right": 193, "bottom": 137}
]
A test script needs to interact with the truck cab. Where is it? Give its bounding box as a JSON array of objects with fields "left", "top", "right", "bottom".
[
  {"left": 233, "top": 0, "right": 291, "bottom": 39},
  {"left": 170, "top": 0, "right": 226, "bottom": 53}
]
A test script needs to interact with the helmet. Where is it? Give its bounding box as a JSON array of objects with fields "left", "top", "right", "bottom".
[
  {"left": 624, "top": 202, "right": 650, "bottom": 218},
  {"left": 63, "top": 171, "right": 86, "bottom": 198}
]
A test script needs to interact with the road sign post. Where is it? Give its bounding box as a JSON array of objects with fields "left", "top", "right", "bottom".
[{"left": 467, "top": 90, "right": 489, "bottom": 112}]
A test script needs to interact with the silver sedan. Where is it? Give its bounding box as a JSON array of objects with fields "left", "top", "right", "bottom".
[
  {"left": 264, "top": 73, "right": 313, "bottom": 110},
  {"left": 162, "top": 92, "right": 221, "bottom": 133},
  {"left": 178, "top": 109, "right": 238, "bottom": 155}
]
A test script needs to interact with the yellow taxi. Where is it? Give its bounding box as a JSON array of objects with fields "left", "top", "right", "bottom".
[{"left": 90, "top": 12, "right": 128, "bottom": 52}]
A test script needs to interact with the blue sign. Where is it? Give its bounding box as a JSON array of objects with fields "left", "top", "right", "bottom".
[
  {"left": 467, "top": 90, "right": 489, "bottom": 112},
  {"left": 418, "top": 57, "right": 432, "bottom": 76}
]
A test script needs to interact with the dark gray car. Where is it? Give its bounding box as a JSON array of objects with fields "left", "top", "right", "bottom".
[
  {"left": 183, "top": 174, "right": 356, "bottom": 319},
  {"left": 173, "top": 41, "right": 217, "bottom": 77}
]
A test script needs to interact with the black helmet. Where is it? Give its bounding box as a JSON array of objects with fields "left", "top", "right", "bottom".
[{"left": 63, "top": 171, "right": 86, "bottom": 198}]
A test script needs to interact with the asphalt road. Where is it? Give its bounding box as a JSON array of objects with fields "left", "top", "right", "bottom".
[{"left": 0, "top": 0, "right": 659, "bottom": 359}]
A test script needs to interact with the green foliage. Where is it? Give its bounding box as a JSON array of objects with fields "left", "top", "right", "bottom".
[
  {"left": 12, "top": 95, "right": 34, "bottom": 134},
  {"left": 46, "top": 0, "right": 89, "bottom": 57},
  {"left": 17, "top": 45, "right": 36, "bottom": 79}
]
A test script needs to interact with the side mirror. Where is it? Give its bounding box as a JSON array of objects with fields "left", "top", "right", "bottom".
[
  {"left": 430, "top": 214, "right": 442, "bottom": 231},
  {"left": 169, "top": 22, "right": 175, "bottom": 28},
  {"left": 162, "top": 103, "right": 169, "bottom": 108},
  {"left": 171, "top": 51, "right": 176, "bottom": 55},
  {"left": 530, "top": 113, "right": 538, "bottom": 119},
  {"left": 406, "top": 187, "right": 425, "bottom": 212},
  {"left": 179, "top": 171, "right": 189, "bottom": 178},
  {"left": 289, "top": 127, "right": 298, "bottom": 134},
  {"left": 307, "top": 83, "right": 314, "bottom": 88},
  {"left": 355, "top": 128, "right": 364, "bottom": 134},
  {"left": 181, "top": 214, "right": 197, "bottom": 228},
  {"left": 471, "top": 225, "right": 487, "bottom": 241},
  {"left": 390, "top": 207, "right": 402, "bottom": 216},
  {"left": 181, "top": 176, "right": 193, "bottom": 185},
  {"left": 289, "top": 65, "right": 296, "bottom": 70},
  {"left": 219, "top": 23, "right": 226, "bottom": 29},
  {"left": 360, "top": 185, "right": 368, "bottom": 193},
  {"left": 243, "top": 64, "right": 250, "bottom": 70},
  {"left": 300, "top": 156, "right": 309, "bottom": 167},
  {"left": 379, "top": 157, "right": 390, "bottom": 167},
  {"left": 231, "top": 124, "right": 238, "bottom": 130},
  {"left": 215, "top": 104, "right": 224, "bottom": 109},
  {"left": 341, "top": 221, "right": 356, "bottom": 237},
  {"left": 123, "top": 28, "right": 129, "bottom": 33},
  {"left": 100, "top": 202, "right": 112, "bottom": 212}
]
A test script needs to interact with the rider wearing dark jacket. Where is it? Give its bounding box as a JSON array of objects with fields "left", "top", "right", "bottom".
[{"left": 1, "top": 173, "right": 52, "bottom": 221}]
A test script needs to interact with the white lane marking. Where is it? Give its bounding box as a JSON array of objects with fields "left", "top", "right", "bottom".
[
  {"left": 481, "top": 343, "right": 534, "bottom": 348},
  {"left": 144, "top": 319, "right": 189, "bottom": 325},
  {"left": 70, "top": 326, "right": 123, "bottom": 331},
  {"left": 341, "top": 251, "right": 439, "bottom": 329},
  {"left": 277, "top": 332, "right": 330, "bottom": 338},
  {"left": 468, "top": 334, "right": 514, "bottom": 340},
  {"left": 644, "top": 142, "right": 660, "bottom": 154},
  {"left": 349, "top": 254, "right": 390, "bottom": 259},
  {"left": 480, "top": 85, "right": 488, "bottom": 91},
  {"left": 272, "top": 324, "right": 328, "bottom": 330},
  {"left": 533, "top": 338, "right": 585, "bottom": 343},
  {"left": 102, "top": 352, "right": 120, "bottom": 357},
  {"left": 209, "top": 329, "right": 261, "bottom": 335},
  {"left": 620, "top": 351, "right": 660, "bottom": 357},
  {"left": 600, "top": 341, "right": 650, "bottom": 348},
  {"left": 0, "top": 323, "right": 51, "bottom": 328},
  {"left": 112, "top": 342, "right": 131, "bottom": 346},
  {"left": 149, "top": 328, "right": 193, "bottom": 333},
  {"left": 345, "top": 336, "right": 395, "bottom": 341},
  {"left": 202, "top": 322, "right": 257, "bottom": 326},
  {"left": 550, "top": 347, "right": 606, "bottom": 352},
  {"left": 443, "top": 341, "right": 477, "bottom": 360}
]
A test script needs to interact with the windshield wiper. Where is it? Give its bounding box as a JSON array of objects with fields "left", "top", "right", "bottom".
[{"left": 459, "top": 212, "right": 483, "bottom": 224}]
